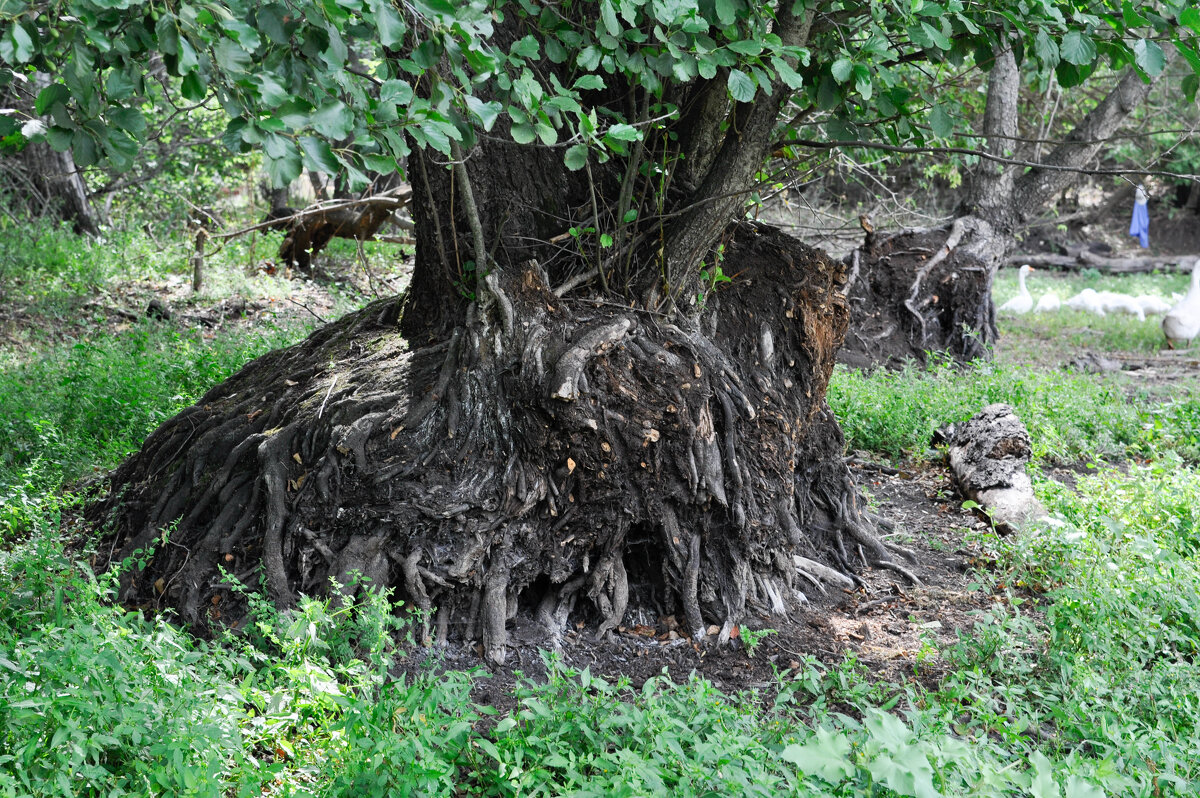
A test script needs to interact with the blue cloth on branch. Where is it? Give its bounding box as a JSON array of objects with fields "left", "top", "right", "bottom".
[{"left": 1129, "top": 185, "right": 1149, "bottom": 248}]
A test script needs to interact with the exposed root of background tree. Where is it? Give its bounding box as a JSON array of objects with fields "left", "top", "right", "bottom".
[
  {"left": 89, "top": 224, "right": 914, "bottom": 664},
  {"left": 840, "top": 217, "right": 1000, "bottom": 368}
]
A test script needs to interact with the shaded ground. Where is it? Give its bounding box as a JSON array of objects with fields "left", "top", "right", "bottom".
[{"left": 393, "top": 459, "right": 994, "bottom": 711}]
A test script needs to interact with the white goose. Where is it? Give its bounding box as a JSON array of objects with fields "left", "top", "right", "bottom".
[
  {"left": 1035, "top": 291, "right": 1061, "bottom": 312},
  {"left": 1163, "top": 259, "right": 1200, "bottom": 348},
  {"left": 999, "top": 264, "right": 1034, "bottom": 314},
  {"left": 1137, "top": 295, "right": 1173, "bottom": 316},
  {"left": 1066, "top": 287, "right": 1106, "bottom": 315}
]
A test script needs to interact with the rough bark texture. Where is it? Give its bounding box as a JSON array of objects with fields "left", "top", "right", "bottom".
[
  {"left": 90, "top": 223, "right": 911, "bottom": 661},
  {"left": 948, "top": 403, "right": 1047, "bottom": 532},
  {"left": 840, "top": 216, "right": 1003, "bottom": 367}
]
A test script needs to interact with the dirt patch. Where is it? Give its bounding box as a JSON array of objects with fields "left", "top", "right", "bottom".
[{"left": 392, "top": 460, "right": 994, "bottom": 710}]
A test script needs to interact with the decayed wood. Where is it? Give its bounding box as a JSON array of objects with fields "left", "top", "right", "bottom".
[
  {"left": 273, "top": 186, "right": 413, "bottom": 272},
  {"left": 1006, "top": 251, "right": 1198, "bottom": 274},
  {"left": 948, "top": 404, "right": 1048, "bottom": 532}
]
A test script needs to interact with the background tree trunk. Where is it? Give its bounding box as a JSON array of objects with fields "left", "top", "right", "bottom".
[
  {"left": 840, "top": 48, "right": 1172, "bottom": 367},
  {"left": 0, "top": 76, "right": 101, "bottom": 235}
]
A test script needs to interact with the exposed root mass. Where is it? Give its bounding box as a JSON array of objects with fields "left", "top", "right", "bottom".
[{"left": 91, "top": 224, "right": 900, "bottom": 663}]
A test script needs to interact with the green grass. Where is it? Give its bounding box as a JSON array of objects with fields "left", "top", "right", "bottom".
[
  {"left": 9, "top": 225, "right": 1200, "bottom": 795},
  {"left": 993, "top": 264, "right": 1191, "bottom": 355},
  {"left": 829, "top": 357, "right": 1200, "bottom": 464},
  {"left": 0, "top": 320, "right": 316, "bottom": 538}
]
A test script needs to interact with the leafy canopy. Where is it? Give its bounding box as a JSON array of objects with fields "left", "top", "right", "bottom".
[{"left": 2, "top": 0, "right": 1199, "bottom": 185}]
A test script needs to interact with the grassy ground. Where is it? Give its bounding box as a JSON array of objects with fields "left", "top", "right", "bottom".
[
  {"left": 992, "top": 263, "right": 1193, "bottom": 357},
  {"left": 5, "top": 230, "right": 1200, "bottom": 795}
]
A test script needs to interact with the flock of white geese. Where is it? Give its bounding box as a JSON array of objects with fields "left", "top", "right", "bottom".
[{"left": 999, "top": 260, "right": 1200, "bottom": 348}]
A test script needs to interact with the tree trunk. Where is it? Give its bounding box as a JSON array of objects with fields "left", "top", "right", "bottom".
[
  {"left": 841, "top": 47, "right": 1172, "bottom": 367},
  {"left": 1, "top": 76, "right": 101, "bottom": 235}
]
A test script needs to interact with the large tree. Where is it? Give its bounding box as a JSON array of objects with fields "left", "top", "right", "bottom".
[{"left": 5, "top": 0, "right": 1198, "bottom": 661}]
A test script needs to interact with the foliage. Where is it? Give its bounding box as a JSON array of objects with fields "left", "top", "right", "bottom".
[
  {"left": 5, "top": 235, "right": 1200, "bottom": 794},
  {"left": 4, "top": 0, "right": 1199, "bottom": 198}
]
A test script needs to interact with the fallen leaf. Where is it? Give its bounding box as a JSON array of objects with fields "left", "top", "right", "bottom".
[
  {"left": 154, "top": 578, "right": 165, "bottom": 595},
  {"left": 566, "top": 457, "right": 576, "bottom": 473}
]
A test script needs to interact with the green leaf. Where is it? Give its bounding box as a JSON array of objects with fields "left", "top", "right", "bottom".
[
  {"left": 255, "top": 75, "right": 290, "bottom": 107},
  {"left": 311, "top": 101, "right": 354, "bottom": 138},
  {"left": 510, "top": 122, "right": 537, "bottom": 144},
  {"left": 103, "top": 127, "right": 139, "bottom": 171},
  {"left": 1034, "top": 29, "right": 1059, "bottom": 66},
  {"left": 599, "top": 1, "right": 620, "bottom": 36},
  {"left": 107, "top": 106, "right": 145, "bottom": 135},
  {"left": 726, "top": 39, "right": 762, "bottom": 56},
  {"left": 371, "top": 0, "right": 407, "bottom": 47},
  {"left": 1122, "top": 0, "right": 1149, "bottom": 27},
  {"left": 380, "top": 79, "right": 414, "bottom": 105},
  {"left": 1055, "top": 60, "right": 1095, "bottom": 88},
  {"left": 781, "top": 727, "right": 854, "bottom": 783},
  {"left": 1064, "top": 776, "right": 1105, "bottom": 798},
  {"left": 854, "top": 67, "right": 872, "bottom": 100},
  {"left": 535, "top": 121, "right": 557, "bottom": 145},
  {"left": 256, "top": 5, "right": 291, "bottom": 44},
  {"left": 266, "top": 147, "right": 303, "bottom": 186},
  {"left": 510, "top": 34, "right": 539, "bottom": 59},
  {"left": 105, "top": 68, "right": 137, "bottom": 100},
  {"left": 35, "top": 84, "right": 70, "bottom": 116},
  {"left": 180, "top": 72, "right": 207, "bottom": 102},
  {"left": 1059, "top": 32, "right": 1096, "bottom": 66},
  {"left": 363, "top": 152, "right": 397, "bottom": 173},
  {"left": 214, "top": 39, "right": 252, "bottom": 74},
  {"left": 921, "top": 21, "right": 950, "bottom": 50},
  {"left": 1133, "top": 39, "right": 1166, "bottom": 76},
  {"left": 1027, "top": 751, "right": 1058, "bottom": 798},
  {"left": 622, "top": 208, "right": 637, "bottom": 222},
  {"left": 1183, "top": 7, "right": 1200, "bottom": 35},
  {"left": 726, "top": 68, "right": 756, "bottom": 102},
  {"left": 929, "top": 105, "right": 953, "bottom": 138},
  {"left": 9, "top": 23, "right": 33, "bottom": 63},
  {"left": 830, "top": 58, "right": 853, "bottom": 83},
  {"left": 572, "top": 75, "right": 606, "bottom": 91},
  {"left": 299, "top": 135, "right": 341, "bottom": 173},
  {"left": 714, "top": 0, "right": 737, "bottom": 26},
  {"left": 564, "top": 142, "right": 588, "bottom": 171},
  {"left": 604, "top": 123, "right": 639, "bottom": 141},
  {"left": 465, "top": 96, "right": 502, "bottom": 131},
  {"left": 771, "top": 56, "right": 804, "bottom": 89}
]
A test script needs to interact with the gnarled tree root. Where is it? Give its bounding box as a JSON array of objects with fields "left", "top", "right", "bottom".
[{"left": 89, "top": 223, "right": 908, "bottom": 664}]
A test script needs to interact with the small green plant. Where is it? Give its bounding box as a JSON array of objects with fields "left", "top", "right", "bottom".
[{"left": 739, "top": 626, "right": 776, "bottom": 658}]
